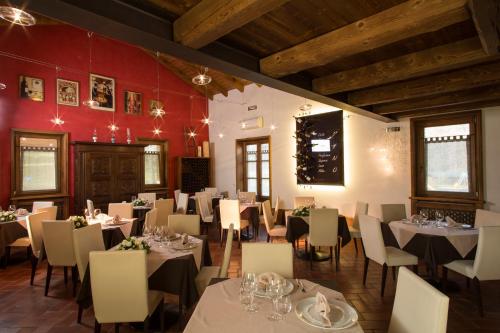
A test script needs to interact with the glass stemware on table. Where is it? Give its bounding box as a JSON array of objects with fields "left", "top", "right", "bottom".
[
  {"left": 240, "top": 272, "right": 259, "bottom": 312},
  {"left": 266, "top": 278, "right": 291, "bottom": 321},
  {"left": 8, "top": 205, "right": 16, "bottom": 213}
]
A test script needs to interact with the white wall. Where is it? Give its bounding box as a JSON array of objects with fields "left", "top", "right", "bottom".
[{"left": 209, "top": 84, "right": 500, "bottom": 217}]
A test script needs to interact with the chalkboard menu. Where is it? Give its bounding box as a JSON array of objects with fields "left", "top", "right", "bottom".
[{"left": 295, "top": 111, "right": 344, "bottom": 185}]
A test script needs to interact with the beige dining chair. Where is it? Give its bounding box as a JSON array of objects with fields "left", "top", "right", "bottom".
[
  {"left": 204, "top": 187, "right": 218, "bottom": 197},
  {"left": 242, "top": 243, "right": 294, "bottom": 278},
  {"left": 144, "top": 208, "right": 158, "bottom": 229},
  {"left": 168, "top": 214, "right": 200, "bottom": 235},
  {"left": 238, "top": 191, "right": 256, "bottom": 203},
  {"left": 154, "top": 199, "right": 174, "bottom": 226},
  {"left": 138, "top": 192, "right": 156, "bottom": 204},
  {"left": 32, "top": 201, "right": 54, "bottom": 212},
  {"left": 73, "top": 223, "right": 105, "bottom": 323},
  {"left": 262, "top": 200, "right": 286, "bottom": 242},
  {"left": 348, "top": 202, "right": 369, "bottom": 254},
  {"left": 89, "top": 250, "right": 164, "bottom": 333},
  {"left": 219, "top": 199, "right": 249, "bottom": 248},
  {"left": 174, "top": 189, "right": 181, "bottom": 206},
  {"left": 273, "top": 196, "right": 281, "bottom": 224},
  {"left": 380, "top": 203, "right": 407, "bottom": 222},
  {"left": 308, "top": 208, "right": 339, "bottom": 271},
  {"left": 42, "top": 220, "right": 78, "bottom": 297},
  {"left": 293, "top": 196, "right": 315, "bottom": 208},
  {"left": 474, "top": 209, "right": 500, "bottom": 227},
  {"left": 176, "top": 193, "right": 189, "bottom": 214},
  {"left": 108, "top": 203, "right": 133, "bottom": 219},
  {"left": 443, "top": 226, "right": 500, "bottom": 316},
  {"left": 37, "top": 205, "right": 58, "bottom": 220},
  {"left": 195, "top": 224, "right": 234, "bottom": 295},
  {"left": 194, "top": 192, "right": 210, "bottom": 214},
  {"left": 389, "top": 267, "right": 449, "bottom": 333},
  {"left": 196, "top": 195, "right": 213, "bottom": 234},
  {"left": 25, "top": 211, "right": 50, "bottom": 285},
  {"left": 359, "top": 214, "right": 418, "bottom": 296}
]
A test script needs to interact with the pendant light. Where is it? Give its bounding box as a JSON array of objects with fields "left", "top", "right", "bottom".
[
  {"left": 51, "top": 66, "right": 64, "bottom": 125},
  {"left": 83, "top": 32, "right": 99, "bottom": 108},
  {"left": 201, "top": 86, "right": 211, "bottom": 125},
  {"left": 152, "top": 51, "right": 165, "bottom": 118},
  {"left": 0, "top": 6, "right": 36, "bottom": 26},
  {"left": 192, "top": 66, "right": 212, "bottom": 86}
]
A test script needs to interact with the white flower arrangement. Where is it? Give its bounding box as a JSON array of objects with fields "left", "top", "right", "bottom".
[
  {"left": 292, "top": 206, "right": 310, "bottom": 217},
  {"left": 68, "top": 215, "right": 88, "bottom": 229},
  {"left": 132, "top": 198, "right": 149, "bottom": 207},
  {"left": 0, "top": 211, "right": 16, "bottom": 222},
  {"left": 117, "top": 236, "right": 151, "bottom": 253}
]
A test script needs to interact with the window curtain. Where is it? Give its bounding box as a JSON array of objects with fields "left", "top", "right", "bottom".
[{"left": 21, "top": 147, "right": 57, "bottom": 191}]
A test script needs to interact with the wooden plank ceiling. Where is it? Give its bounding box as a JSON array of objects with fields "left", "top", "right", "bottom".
[{"left": 15, "top": 0, "right": 500, "bottom": 121}]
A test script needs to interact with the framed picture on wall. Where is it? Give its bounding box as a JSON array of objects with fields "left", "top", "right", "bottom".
[
  {"left": 89, "top": 73, "right": 115, "bottom": 111},
  {"left": 149, "top": 99, "right": 164, "bottom": 116},
  {"left": 124, "top": 91, "right": 142, "bottom": 115},
  {"left": 57, "top": 78, "right": 79, "bottom": 106},
  {"left": 19, "top": 75, "right": 44, "bottom": 102}
]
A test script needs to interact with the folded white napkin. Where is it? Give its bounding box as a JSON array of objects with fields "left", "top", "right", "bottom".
[
  {"left": 96, "top": 213, "right": 111, "bottom": 221},
  {"left": 182, "top": 233, "right": 189, "bottom": 245},
  {"left": 445, "top": 216, "right": 459, "bottom": 227},
  {"left": 314, "top": 292, "right": 332, "bottom": 327},
  {"left": 257, "top": 272, "right": 284, "bottom": 289}
]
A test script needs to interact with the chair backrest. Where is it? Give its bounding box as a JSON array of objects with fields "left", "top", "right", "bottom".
[
  {"left": 381, "top": 204, "right": 406, "bottom": 222},
  {"left": 36, "top": 205, "right": 58, "bottom": 220},
  {"left": 219, "top": 199, "right": 241, "bottom": 229},
  {"left": 108, "top": 203, "right": 133, "bottom": 219},
  {"left": 197, "top": 195, "right": 212, "bottom": 221},
  {"left": 42, "top": 220, "right": 76, "bottom": 266},
  {"left": 262, "top": 200, "right": 274, "bottom": 233},
  {"left": 388, "top": 267, "right": 449, "bottom": 333},
  {"left": 144, "top": 208, "right": 158, "bottom": 228},
  {"left": 293, "top": 196, "right": 315, "bottom": 208},
  {"left": 168, "top": 214, "right": 200, "bottom": 235},
  {"left": 138, "top": 192, "right": 156, "bottom": 204},
  {"left": 32, "top": 201, "right": 53, "bottom": 212},
  {"left": 474, "top": 209, "right": 500, "bottom": 228},
  {"left": 309, "top": 208, "right": 338, "bottom": 247},
  {"left": 219, "top": 223, "right": 234, "bottom": 278},
  {"left": 274, "top": 196, "right": 281, "bottom": 221},
  {"left": 238, "top": 191, "right": 256, "bottom": 203},
  {"left": 204, "top": 187, "right": 218, "bottom": 197},
  {"left": 26, "top": 211, "right": 50, "bottom": 258},
  {"left": 194, "top": 192, "right": 210, "bottom": 214},
  {"left": 176, "top": 193, "right": 188, "bottom": 214},
  {"left": 352, "top": 201, "right": 369, "bottom": 230},
  {"left": 242, "top": 243, "right": 293, "bottom": 278},
  {"left": 89, "top": 250, "right": 149, "bottom": 323},
  {"left": 174, "top": 189, "right": 181, "bottom": 204},
  {"left": 154, "top": 199, "right": 174, "bottom": 226},
  {"left": 359, "top": 214, "right": 387, "bottom": 265},
  {"left": 73, "top": 223, "right": 105, "bottom": 281},
  {"left": 473, "top": 226, "right": 500, "bottom": 280}
]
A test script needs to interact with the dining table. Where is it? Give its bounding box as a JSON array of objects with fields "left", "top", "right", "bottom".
[
  {"left": 0, "top": 219, "right": 29, "bottom": 266},
  {"left": 184, "top": 278, "right": 363, "bottom": 333}
]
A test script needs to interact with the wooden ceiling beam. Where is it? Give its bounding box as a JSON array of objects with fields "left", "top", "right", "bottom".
[
  {"left": 373, "top": 84, "right": 500, "bottom": 114},
  {"left": 174, "top": 0, "right": 290, "bottom": 49},
  {"left": 349, "top": 60, "right": 500, "bottom": 106},
  {"left": 394, "top": 98, "right": 500, "bottom": 118},
  {"left": 260, "top": 0, "right": 470, "bottom": 78},
  {"left": 312, "top": 38, "right": 489, "bottom": 95},
  {"left": 468, "top": 0, "right": 500, "bottom": 55}
]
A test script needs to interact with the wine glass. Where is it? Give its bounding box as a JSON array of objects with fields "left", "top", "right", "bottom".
[
  {"left": 143, "top": 224, "right": 152, "bottom": 243},
  {"left": 266, "top": 278, "right": 285, "bottom": 320},
  {"left": 435, "top": 210, "right": 444, "bottom": 222},
  {"left": 274, "top": 295, "right": 292, "bottom": 320},
  {"left": 419, "top": 209, "right": 428, "bottom": 226},
  {"left": 131, "top": 195, "right": 137, "bottom": 202},
  {"left": 241, "top": 272, "right": 258, "bottom": 312},
  {"left": 8, "top": 205, "right": 16, "bottom": 213}
]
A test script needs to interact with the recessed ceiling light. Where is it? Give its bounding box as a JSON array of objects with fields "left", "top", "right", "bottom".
[{"left": 0, "top": 6, "right": 36, "bottom": 26}]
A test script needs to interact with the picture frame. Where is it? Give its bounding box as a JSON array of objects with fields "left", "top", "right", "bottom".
[
  {"left": 149, "top": 99, "right": 164, "bottom": 116},
  {"left": 57, "top": 78, "right": 79, "bottom": 106},
  {"left": 19, "top": 75, "right": 44, "bottom": 102},
  {"left": 124, "top": 90, "right": 142, "bottom": 115},
  {"left": 89, "top": 73, "right": 115, "bottom": 111}
]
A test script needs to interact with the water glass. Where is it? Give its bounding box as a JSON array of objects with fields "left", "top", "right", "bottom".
[
  {"left": 266, "top": 278, "right": 285, "bottom": 320},
  {"left": 239, "top": 286, "right": 251, "bottom": 306},
  {"left": 8, "top": 205, "right": 16, "bottom": 212},
  {"left": 273, "top": 295, "right": 292, "bottom": 320},
  {"left": 435, "top": 210, "right": 444, "bottom": 222},
  {"left": 241, "top": 272, "right": 258, "bottom": 312},
  {"left": 131, "top": 195, "right": 137, "bottom": 202}
]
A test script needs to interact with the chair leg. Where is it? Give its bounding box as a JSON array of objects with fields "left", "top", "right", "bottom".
[
  {"left": 114, "top": 323, "right": 120, "bottom": 333},
  {"left": 329, "top": 246, "right": 333, "bottom": 263},
  {"left": 77, "top": 304, "right": 83, "bottom": 324},
  {"left": 413, "top": 264, "right": 418, "bottom": 275},
  {"left": 391, "top": 266, "right": 396, "bottom": 281},
  {"left": 466, "top": 277, "right": 470, "bottom": 289},
  {"left": 64, "top": 266, "right": 68, "bottom": 285},
  {"left": 94, "top": 319, "right": 101, "bottom": 333},
  {"left": 442, "top": 266, "right": 448, "bottom": 292},
  {"left": 159, "top": 301, "right": 165, "bottom": 333},
  {"left": 45, "top": 264, "right": 53, "bottom": 296},
  {"left": 72, "top": 265, "right": 79, "bottom": 297},
  {"left": 353, "top": 238, "right": 358, "bottom": 253},
  {"left": 238, "top": 230, "right": 241, "bottom": 248},
  {"left": 30, "top": 255, "right": 38, "bottom": 285},
  {"left": 310, "top": 246, "right": 314, "bottom": 270},
  {"left": 305, "top": 239, "right": 308, "bottom": 255},
  {"left": 473, "top": 277, "right": 484, "bottom": 317},
  {"left": 363, "top": 257, "right": 369, "bottom": 285},
  {"left": 267, "top": 234, "right": 270, "bottom": 243},
  {"left": 4, "top": 246, "right": 11, "bottom": 266},
  {"left": 335, "top": 245, "right": 339, "bottom": 272},
  {"left": 144, "top": 316, "right": 150, "bottom": 333},
  {"left": 381, "top": 264, "right": 388, "bottom": 297}
]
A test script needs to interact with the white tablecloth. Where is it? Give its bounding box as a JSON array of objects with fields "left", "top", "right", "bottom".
[
  {"left": 184, "top": 278, "right": 363, "bottom": 333},
  {"left": 87, "top": 217, "right": 136, "bottom": 238},
  {"left": 389, "top": 221, "right": 479, "bottom": 257}
]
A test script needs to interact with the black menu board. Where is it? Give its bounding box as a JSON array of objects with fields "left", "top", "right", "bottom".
[{"left": 295, "top": 111, "right": 344, "bottom": 185}]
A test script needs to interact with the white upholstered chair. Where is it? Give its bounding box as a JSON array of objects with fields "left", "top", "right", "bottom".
[
  {"left": 32, "top": 201, "right": 53, "bottom": 212},
  {"left": 380, "top": 204, "right": 407, "bottom": 222},
  {"left": 108, "top": 203, "right": 133, "bottom": 219},
  {"left": 37, "top": 205, "right": 58, "bottom": 220},
  {"left": 196, "top": 194, "right": 213, "bottom": 234},
  {"left": 238, "top": 191, "right": 256, "bottom": 203},
  {"left": 138, "top": 192, "right": 156, "bottom": 204},
  {"left": 73, "top": 223, "right": 105, "bottom": 323},
  {"left": 293, "top": 196, "right": 315, "bottom": 208},
  {"left": 173, "top": 189, "right": 181, "bottom": 206},
  {"left": 144, "top": 208, "right": 158, "bottom": 229},
  {"left": 443, "top": 226, "right": 500, "bottom": 316},
  {"left": 262, "top": 200, "right": 286, "bottom": 242},
  {"left": 42, "top": 220, "right": 78, "bottom": 296},
  {"left": 474, "top": 209, "right": 500, "bottom": 227},
  {"left": 195, "top": 224, "right": 234, "bottom": 295},
  {"left": 204, "top": 187, "right": 218, "bottom": 197},
  {"left": 348, "top": 202, "right": 369, "bottom": 253},
  {"left": 389, "top": 267, "right": 449, "bottom": 333},
  {"left": 308, "top": 208, "right": 339, "bottom": 270},
  {"left": 219, "top": 199, "right": 249, "bottom": 248},
  {"left": 154, "top": 199, "right": 174, "bottom": 226},
  {"left": 273, "top": 196, "right": 281, "bottom": 224},
  {"left": 24, "top": 211, "right": 49, "bottom": 285},
  {"left": 194, "top": 192, "right": 210, "bottom": 214},
  {"left": 242, "top": 243, "right": 294, "bottom": 278},
  {"left": 359, "top": 214, "right": 418, "bottom": 296},
  {"left": 176, "top": 193, "right": 189, "bottom": 214},
  {"left": 168, "top": 214, "right": 200, "bottom": 235},
  {"left": 89, "top": 250, "right": 164, "bottom": 333}
]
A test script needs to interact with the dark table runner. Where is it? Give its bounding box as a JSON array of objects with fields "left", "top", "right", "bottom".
[
  {"left": 0, "top": 221, "right": 28, "bottom": 258},
  {"left": 286, "top": 215, "right": 351, "bottom": 247}
]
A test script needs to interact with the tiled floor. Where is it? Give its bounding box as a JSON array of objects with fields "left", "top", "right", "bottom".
[{"left": 1, "top": 225, "right": 499, "bottom": 332}]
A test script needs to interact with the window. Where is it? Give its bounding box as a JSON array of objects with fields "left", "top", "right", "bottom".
[
  {"left": 236, "top": 137, "right": 271, "bottom": 201},
  {"left": 136, "top": 138, "right": 167, "bottom": 190}
]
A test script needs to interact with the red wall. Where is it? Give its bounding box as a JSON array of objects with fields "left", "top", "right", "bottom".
[{"left": 0, "top": 24, "right": 209, "bottom": 210}]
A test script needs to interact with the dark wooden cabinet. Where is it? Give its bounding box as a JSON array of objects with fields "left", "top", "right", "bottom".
[
  {"left": 73, "top": 142, "right": 146, "bottom": 214},
  {"left": 176, "top": 157, "right": 210, "bottom": 193}
]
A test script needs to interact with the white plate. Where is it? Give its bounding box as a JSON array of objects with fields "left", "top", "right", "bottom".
[
  {"left": 166, "top": 233, "right": 181, "bottom": 241},
  {"left": 295, "top": 297, "right": 358, "bottom": 330},
  {"left": 254, "top": 279, "right": 295, "bottom": 298},
  {"left": 170, "top": 242, "right": 199, "bottom": 250}
]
